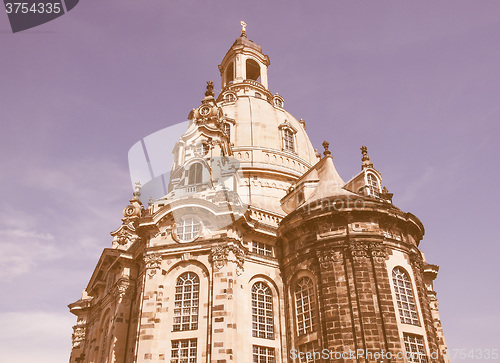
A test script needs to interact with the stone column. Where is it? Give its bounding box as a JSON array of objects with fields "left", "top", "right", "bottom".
[{"left": 209, "top": 244, "right": 245, "bottom": 362}]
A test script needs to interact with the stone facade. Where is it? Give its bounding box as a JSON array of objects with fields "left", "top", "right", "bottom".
[{"left": 69, "top": 28, "right": 449, "bottom": 363}]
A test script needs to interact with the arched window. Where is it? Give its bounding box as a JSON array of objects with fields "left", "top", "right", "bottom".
[
  {"left": 225, "top": 62, "right": 234, "bottom": 85},
  {"left": 367, "top": 173, "right": 380, "bottom": 197},
  {"left": 283, "top": 129, "right": 294, "bottom": 152},
  {"left": 252, "top": 282, "right": 274, "bottom": 339},
  {"left": 176, "top": 217, "right": 201, "bottom": 242},
  {"left": 246, "top": 59, "right": 261, "bottom": 81},
  {"left": 96, "top": 310, "right": 111, "bottom": 363},
  {"left": 392, "top": 267, "right": 420, "bottom": 326},
  {"left": 188, "top": 163, "right": 203, "bottom": 185},
  {"left": 222, "top": 123, "right": 231, "bottom": 140},
  {"left": 295, "top": 277, "right": 316, "bottom": 336},
  {"left": 173, "top": 272, "right": 200, "bottom": 331},
  {"left": 224, "top": 93, "right": 235, "bottom": 103}
]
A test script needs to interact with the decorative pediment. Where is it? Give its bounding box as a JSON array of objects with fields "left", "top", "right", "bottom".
[
  {"left": 278, "top": 119, "right": 297, "bottom": 133},
  {"left": 110, "top": 223, "right": 140, "bottom": 249}
]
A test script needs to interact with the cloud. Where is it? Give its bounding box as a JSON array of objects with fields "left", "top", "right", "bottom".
[
  {"left": 0, "top": 229, "right": 54, "bottom": 240},
  {"left": 0, "top": 156, "right": 131, "bottom": 278},
  {"left": 396, "top": 161, "right": 461, "bottom": 207},
  {"left": 0, "top": 311, "right": 74, "bottom": 363},
  {"left": 0, "top": 228, "right": 61, "bottom": 278},
  {"left": 396, "top": 167, "right": 436, "bottom": 205}
]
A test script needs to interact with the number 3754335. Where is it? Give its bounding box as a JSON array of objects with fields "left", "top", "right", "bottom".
[{"left": 5, "top": 2, "right": 62, "bottom": 14}]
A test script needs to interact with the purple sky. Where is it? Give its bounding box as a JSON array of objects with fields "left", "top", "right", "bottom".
[{"left": 1, "top": 1, "right": 499, "bottom": 361}]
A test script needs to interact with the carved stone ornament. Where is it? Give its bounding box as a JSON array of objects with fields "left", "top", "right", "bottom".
[
  {"left": 210, "top": 246, "right": 228, "bottom": 270},
  {"left": 72, "top": 326, "right": 86, "bottom": 349},
  {"left": 210, "top": 244, "right": 246, "bottom": 275},
  {"left": 231, "top": 245, "right": 246, "bottom": 276},
  {"left": 316, "top": 250, "right": 342, "bottom": 269},
  {"left": 112, "top": 279, "right": 134, "bottom": 300},
  {"left": 347, "top": 241, "right": 369, "bottom": 260},
  {"left": 368, "top": 242, "right": 388, "bottom": 262},
  {"left": 111, "top": 225, "right": 140, "bottom": 247},
  {"left": 409, "top": 251, "right": 425, "bottom": 271},
  {"left": 144, "top": 253, "right": 162, "bottom": 276}
]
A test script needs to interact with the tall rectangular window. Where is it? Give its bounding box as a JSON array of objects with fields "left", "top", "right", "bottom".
[
  {"left": 403, "top": 334, "right": 427, "bottom": 363},
  {"left": 366, "top": 173, "right": 380, "bottom": 197},
  {"left": 295, "top": 277, "right": 316, "bottom": 336},
  {"left": 252, "top": 282, "right": 274, "bottom": 339},
  {"left": 252, "top": 241, "right": 273, "bottom": 257},
  {"left": 223, "top": 123, "right": 231, "bottom": 140},
  {"left": 173, "top": 272, "right": 199, "bottom": 331},
  {"left": 253, "top": 345, "right": 275, "bottom": 363},
  {"left": 171, "top": 339, "right": 197, "bottom": 363},
  {"left": 392, "top": 267, "right": 420, "bottom": 326},
  {"left": 283, "top": 129, "right": 294, "bottom": 152}
]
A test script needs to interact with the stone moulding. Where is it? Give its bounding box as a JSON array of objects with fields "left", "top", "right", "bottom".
[
  {"left": 144, "top": 253, "right": 162, "bottom": 276},
  {"left": 209, "top": 243, "right": 246, "bottom": 275}
]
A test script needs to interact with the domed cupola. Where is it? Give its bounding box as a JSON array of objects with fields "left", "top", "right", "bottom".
[
  {"left": 213, "top": 23, "right": 320, "bottom": 214},
  {"left": 218, "top": 21, "right": 270, "bottom": 91}
]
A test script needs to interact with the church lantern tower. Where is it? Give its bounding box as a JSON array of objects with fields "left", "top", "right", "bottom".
[{"left": 68, "top": 24, "right": 449, "bottom": 363}]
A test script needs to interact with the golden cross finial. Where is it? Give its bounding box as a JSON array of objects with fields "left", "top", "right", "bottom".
[{"left": 240, "top": 21, "right": 247, "bottom": 36}]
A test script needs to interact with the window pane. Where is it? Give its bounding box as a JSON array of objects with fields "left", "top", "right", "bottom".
[
  {"left": 171, "top": 339, "right": 197, "bottom": 363},
  {"left": 252, "top": 282, "right": 274, "bottom": 339},
  {"left": 252, "top": 345, "right": 275, "bottom": 363},
  {"left": 392, "top": 267, "right": 420, "bottom": 326},
  {"left": 403, "top": 334, "right": 428, "bottom": 363},
  {"left": 173, "top": 273, "right": 200, "bottom": 331},
  {"left": 295, "top": 277, "right": 316, "bottom": 336}
]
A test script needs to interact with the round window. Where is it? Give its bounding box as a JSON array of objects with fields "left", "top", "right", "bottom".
[{"left": 176, "top": 217, "right": 202, "bottom": 242}]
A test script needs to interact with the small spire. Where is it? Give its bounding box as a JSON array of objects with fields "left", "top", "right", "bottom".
[
  {"left": 134, "top": 182, "right": 142, "bottom": 198},
  {"left": 361, "top": 145, "right": 373, "bottom": 169},
  {"left": 205, "top": 81, "right": 215, "bottom": 97},
  {"left": 322, "top": 141, "right": 331, "bottom": 157},
  {"left": 381, "top": 186, "right": 393, "bottom": 202},
  {"left": 240, "top": 20, "right": 247, "bottom": 37},
  {"left": 299, "top": 118, "right": 306, "bottom": 129}
]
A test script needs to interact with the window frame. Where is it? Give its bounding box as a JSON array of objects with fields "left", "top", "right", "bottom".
[
  {"left": 175, "top": 217, "right": 202, "bottom": 243},
  {"left": 252, "top": 345, "right": 275, "bottom": 363},
  {"left": 294, "top": 276, "right": 316, "bottom": 337},
  {"left": 283, "top": 128, "right": 295, "bottom": 153},
  {"left": 171, "top": 338, "right": 197, "bottom": 363},
  {"left": 224, "top": 92, "right": 236, "bottom": 103},
  {"left": 173, "top": 272, "right": 200, "bottom": 331},
  {"left": 403, "top": 333, "right": 428, "bottom": 363},
  {"left": 392, "top": 267, "right": 420, "bottom": 326},
  {"left": 222, "top": 122, "right": 231, "bottom": 142},
  {"left": 252, "top": 241, "right": 273, "bottom": 257},
  {"left": 252, "top": 281, "right": 275, "bottom": 340},
  {"left": 365, "top": 172, "right": 381, "bottom": 197}
]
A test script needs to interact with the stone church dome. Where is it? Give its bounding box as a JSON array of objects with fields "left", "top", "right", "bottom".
[
  {"left": 214, "top": 34, "right": 320, "bottom": 214},
  {"left": 69, "top": 25, "right": 449, "bottom": 363},
  {"left": 220, "top": 96, "right": 318, "bottom": 172}
]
